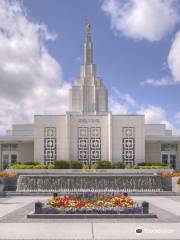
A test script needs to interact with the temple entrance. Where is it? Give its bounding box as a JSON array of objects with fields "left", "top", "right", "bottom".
[
  {"left": 161, "top": 143, "right": 177, "bottom": 169},
  {"left": 161, "top": 152, "right": 176, "bottom": 169},
  {"left": 1, "top": 144, "right": 18, "bottom": 169}
]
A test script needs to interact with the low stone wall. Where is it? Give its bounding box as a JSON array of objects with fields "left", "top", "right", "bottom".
[
  {"left": 5, "top": 169, "right": 171, "bottom": 192},
  {"left": 172, "top": 177, "right": 180, "bottom": 195},
  {"left": 0, "top": 176, "right": 18, "bottom": 191},
  {"left": 0, "top": 177, "right": 4, "bottom": 196},
  {"left": 161, "top": 176, "right": 172, "bottom": 191},
  {"left": 6, "top": 168, "right": 168, "bottom": 175},
  {"left": 17, "top": 174, "right": 163, "bottom": 192}
]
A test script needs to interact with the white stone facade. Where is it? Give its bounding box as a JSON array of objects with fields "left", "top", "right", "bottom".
[{"left": 0, "top": 22, "right": 180, "bottom": 169}]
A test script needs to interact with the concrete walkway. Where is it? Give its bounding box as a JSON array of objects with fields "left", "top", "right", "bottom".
[
  {"left": 134, "top": 196, "right": 180, "bottom": 217},
  {"left": 0, "top": 196, "right": 47, "bottom": 218},
  {"left": 1, "top": 196, "right": 180, "bottom": 239},
  {"left": 0, "top": 222, "right": 180, "bottom": 239}
]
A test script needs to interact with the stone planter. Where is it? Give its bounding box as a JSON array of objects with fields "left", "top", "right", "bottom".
[
  {"left": 3, "top": 176, "right": 18, "bottom": 191},
  {"left": 0, "top": 177, "right": 5, "bottom": 196},
  {"left": 176, "top": 185, "right": 180, "bottom": 195},
  {"left": 172, "top": 177, "right": 180, "bottom": 195},
  {"left": 0, "top": 176, "right": 18, "bottom": 192},
  {"left": 161, "top": 176, "right": 172, "bottom": 191}
]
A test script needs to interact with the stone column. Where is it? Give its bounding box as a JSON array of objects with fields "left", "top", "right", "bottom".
[
  {"left": 66, "top": 112, "right": 70, "bottom": 161},
  {"left": 108, "top": 112, "right": 112, "bottom": 162},
  {"left": 177, "top": 143, "right": 180, "bottom": 169},
  {"left": 0, "top": 143, "right": 2, "bottom": 170}
]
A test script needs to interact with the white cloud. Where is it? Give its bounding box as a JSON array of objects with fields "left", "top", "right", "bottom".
[
  {"left": 110, "top": 88, "right": 138, "bottom": 114},
  {"left": 109, "top": 97, "right": 128, "bottom": 114},
  {"left": 175, "top": 112, "right": 180, "bottom": 124},
  {"left": 101, "top": 0, "right": 179, "bottom": 42},
  {"left": 136, "top": 104, "right": 180, "bottom": 134},
  {"left": 137, "top": 105, "right": 166, "bottom": 124},
  {"left": 141, "top": 29, "right": 180, "bottom": 87},
  {"left": 0, "top": 0, "right": 70, "bottom": 135},
  {"left": 168, "top": 30, "right": 180, "bottom": 82},
  {"left": 112, "top": 87, "right": 137, "bottom": 107},
  {"left": 141, "top": 77, "right": 175, "bottom": 86},
  {"left": 110, "top": 87, "right": 180, "bottom": 134},
  {"left": 138, "top": 105, "right": 180, "bottom": 135}
]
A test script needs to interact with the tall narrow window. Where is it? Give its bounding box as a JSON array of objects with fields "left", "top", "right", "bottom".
[
  {"left": 122, "top": 127, "right": 135, "bottom": 165},
  {"left": 1, "top": 144, "right": 18, "bottom": 169},
  {"left": 78, "top": 127, "right": 101, "bottom": 164},
  {"left": 90, "top": 127, "right": 101, "bottom": 164},
  {"left": 78, "top": 127, "right": 89, "bottom": 164},
  {"left": 161, "top": 143, "right": 177, "bottom": 169},
  {"left": 44, "top": 127, "right": 56, "bottom": 164}
]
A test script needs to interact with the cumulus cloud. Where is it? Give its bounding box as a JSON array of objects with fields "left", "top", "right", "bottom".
[
  {"left": 110, "top": 87, "right": 139, "bottom": 114},
  {"left": 137, "top": 105, "right": 166, "bottom": 124},
  {"left": 101, "top": 0, "right": 180, "bottom": 42},
  {"left": 141, "top": 77, "right": 175, "bottom": 86},
  {"left": 136, "top": 104, "right": 177, "bottom": 133},
  {"left": 112, "top": 87, "right": 137, "bottom": 107},
  {"left": 175, "top": 112, "right": 180, "bottom": 124},
  {"left": 110, "top": 87, "right": 180, "bottom": 134},
  {"left": 140, "top": 105, "right": 180, "bottom": 134},
  {"left": 168, "top": 30, "right": 180, "bottom": 82},
  {"left": 142, "top": 30, "right": 180, "bottom": 86},
  {"left": 0, "top": 0, "right": 70, "bottom": 134},
  {"left": 109, "top": 97, "right": 128, "bottom": 114}
]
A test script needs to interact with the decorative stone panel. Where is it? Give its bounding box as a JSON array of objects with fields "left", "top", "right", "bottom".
[
  {"left": 78, "top": 127, "right": 101, "bottom": 164},
  {"left": 122, "top": 127, "right": 135, "bottom": 165},
  {"left": 44, "top": 127, "right": 56, "bottom": 164}
]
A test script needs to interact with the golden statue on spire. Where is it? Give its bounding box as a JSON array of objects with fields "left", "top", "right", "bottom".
[{"left": 86, "top": 20, "right": 91, "bottom": 33}]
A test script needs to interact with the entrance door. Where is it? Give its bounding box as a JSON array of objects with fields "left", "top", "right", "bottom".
[
  {"left": 162, "top": 153, "right": 168, "bottom": 165},
  {"left": 161, "top": 152, "right": 177, "bottom": 169},
  {"left": 2, "top": 152, "right": 18, "bottom": 169},
  {"left": 2, "top": 153, "right": 10, "bottom": 169},
  {"left": 170, "top": 154, "right": 176, "bottom": 169}
]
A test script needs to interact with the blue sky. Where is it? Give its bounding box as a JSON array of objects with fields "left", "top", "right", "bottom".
[{"left": 0, "top": 0, "right": 180, "bottom": 134}]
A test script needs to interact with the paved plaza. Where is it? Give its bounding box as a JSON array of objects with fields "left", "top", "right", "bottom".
[{"left": 1, "top": 195, "right": 180, "bottom": 239}]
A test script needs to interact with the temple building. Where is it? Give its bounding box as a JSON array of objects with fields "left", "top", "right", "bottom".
[{"left": 0, "top": 22, "right": 180, "bottom": 170}]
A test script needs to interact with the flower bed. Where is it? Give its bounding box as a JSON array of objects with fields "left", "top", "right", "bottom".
[
  {"left": 177, "top": 178, "right": 180, "bottom": 185},
  {"left": 44, "top": 194, "right": 142, "bottom": 214},
  {"left": 0, "top": 171, "right": 18, "bottom": 177},
  {"left": 161, "top": 172, "right": 180, "bottom": 177}
]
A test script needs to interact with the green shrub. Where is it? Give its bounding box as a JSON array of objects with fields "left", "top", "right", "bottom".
[
  {"left": 97, "top": 160, "right": 111, "bottom": 169},
  {"left": 71, "top": 161, "right": 83, "bottom": 169},
  {"left": 112, "top": 162, "right": 125, "bottom": 169},
  {"left": 9, "top": 164, "right": 49, "bottom": 169},
  {"left": 23, "top": 162, "right": 39, "bottom": 166},
  {"left": 137, "top": 162, "right": 167, "bottom": 167},
  {"left": 131, "top": 165, "right": 169, "bottom": 169},
  {"left": 54, "top": 160, "right": 70, "bottom": 169},
  {"left": 47, "top": 164, "right": 55, "bottom": 169}
]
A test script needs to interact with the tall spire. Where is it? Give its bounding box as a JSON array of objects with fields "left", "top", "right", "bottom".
[
  {"left": 69, "top": 21, "right": 108, "bottom": 114},
  {"left": 85, "top": 20, "right": 91, "bottom": 41},
  {"left": 84, "top": 20, "right": 93, "bottom": 65}
]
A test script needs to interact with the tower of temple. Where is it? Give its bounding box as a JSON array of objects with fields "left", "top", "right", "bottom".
[{"left": 69, "top": 21, "right": 108, "bottom": 114}]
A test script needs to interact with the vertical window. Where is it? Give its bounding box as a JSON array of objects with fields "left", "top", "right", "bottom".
[
  {"left": 122, "top": 127, "right": 135, "bottom": 165},
  {"left": 78, "top": 127, "right": 89, "bottom": 164},
  {"left": 90, "top": 127, "right": 101, "bottom": 164},
  {"left": 44, "top": 127, "right": 56, "bottom": 164},
  {"left": 1, "top": 144, "right": 18, "bottom": 169},
  {"left": 161, "top": 143, "right": 177, "bottom": 169},
  {"left": 78, "top": 127, "right": 101, "bottom": 164}
]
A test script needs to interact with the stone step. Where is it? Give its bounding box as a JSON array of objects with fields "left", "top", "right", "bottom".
[{"left": 5, "top": 191, "right": 176, "bottom": 196}]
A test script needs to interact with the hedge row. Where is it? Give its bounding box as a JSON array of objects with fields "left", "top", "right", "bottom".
[{"left": 9, "top": 161, "right": 169, "bottom": 169}]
